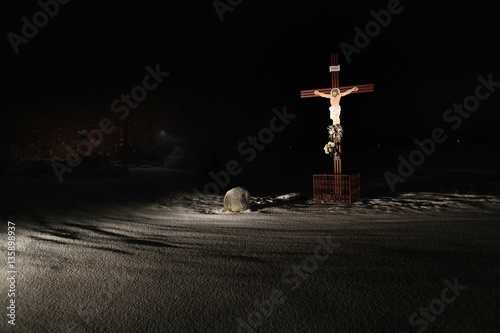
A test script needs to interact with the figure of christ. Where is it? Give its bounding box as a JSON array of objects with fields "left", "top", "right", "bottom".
[
  {"left": 314, "top": 87, "right": 359, "bottom": 125},
  {"left": 314, "top": 86, "right": 358, "bottom": 158}
]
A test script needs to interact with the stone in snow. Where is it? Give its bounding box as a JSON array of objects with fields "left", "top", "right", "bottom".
[{"left": 223, "top": 187, "right": 250, "bottom": 212}]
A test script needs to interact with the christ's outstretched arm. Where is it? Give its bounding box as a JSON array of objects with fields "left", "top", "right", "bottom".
[
  {"left": 314, "top": 90, "right": 331, "bottom": 98},
  {"left": 340, "top": 87, "right": 359, "bottom": 97}
]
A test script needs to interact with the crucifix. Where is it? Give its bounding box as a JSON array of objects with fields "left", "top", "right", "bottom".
[{"left": 300, "top": 53, "right": 374, "bottom": 174}]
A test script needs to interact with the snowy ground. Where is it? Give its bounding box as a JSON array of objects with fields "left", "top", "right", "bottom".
[{"left": 1, "top": 188, "right": 500, "bottom": 332}]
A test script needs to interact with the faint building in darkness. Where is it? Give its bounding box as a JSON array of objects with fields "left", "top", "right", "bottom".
[{"left": 23, "top": 119, "right": 151, "bottom": 163}]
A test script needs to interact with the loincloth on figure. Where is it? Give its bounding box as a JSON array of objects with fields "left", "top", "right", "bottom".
[{"left": 329, "top": 106, "right": 341, "bottom": 119}]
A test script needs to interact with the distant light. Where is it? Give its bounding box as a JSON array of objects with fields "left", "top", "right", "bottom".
[
  {"left": 457, "top": 140, "right": 460, "bottom": 143},
  {"left": 377, "top": 143, "right": 381, "bottom": 147}
]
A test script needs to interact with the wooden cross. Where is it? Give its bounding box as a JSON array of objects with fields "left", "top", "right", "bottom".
[
  {"left": 300, "top": 53, "right": 374, "bottom": 98},
  {"left": 300, "top": 53, "right": 374, "bottom": 174}
]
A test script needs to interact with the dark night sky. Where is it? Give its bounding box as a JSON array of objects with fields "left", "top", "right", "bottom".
[{"left": 1, "top": 0, "right": 499, "bottom": 154}]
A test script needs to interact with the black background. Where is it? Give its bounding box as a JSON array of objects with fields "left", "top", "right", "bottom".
[{"left": 1, "top": 0, "right": 499, "bottom": 155}]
